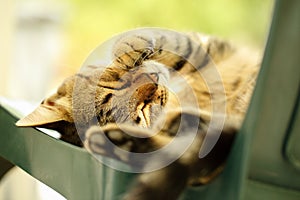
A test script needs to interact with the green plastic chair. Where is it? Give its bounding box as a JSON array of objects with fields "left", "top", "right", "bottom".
[
  {"left": 241, "top": 0, "right": 300, "bottom": 198},
  {"left": 0, "top": 0, "right": 299, "bottom": 199}
]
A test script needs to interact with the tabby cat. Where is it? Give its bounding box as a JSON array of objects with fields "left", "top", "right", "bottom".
[{"left": 16, "top": 28, "right": 260, "bottom": 200}]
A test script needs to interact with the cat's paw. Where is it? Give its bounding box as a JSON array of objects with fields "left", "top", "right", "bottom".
[
  {"left": 84, "top": 126, "right": 121, "bottom": 160},
  {"left": 84, "top": 125, "right": 134, "bottom": 162},
  {"left": 84, "top": 124, "right": 171, "bottom": 163}
]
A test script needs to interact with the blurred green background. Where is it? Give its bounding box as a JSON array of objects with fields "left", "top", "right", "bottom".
[
  {"left": 0, "top": 0, "right": 273, "bottom": 102},
  {"left": 64, "top": 0, "right": 273, "bottom": 69}
]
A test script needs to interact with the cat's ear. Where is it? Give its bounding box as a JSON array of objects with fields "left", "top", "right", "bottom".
[{"left": 16, "top": 103, "right": 66, "bottom": 127}]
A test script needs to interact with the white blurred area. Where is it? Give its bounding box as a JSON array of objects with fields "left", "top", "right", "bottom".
[
  {"left": 0, "top": 0, "right": 67, "bottom": 199},
  {"left": 1, "top": 0, "right": 66, "bottom": 102}
]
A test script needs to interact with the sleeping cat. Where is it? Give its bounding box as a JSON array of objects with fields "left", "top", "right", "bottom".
[{"left": 16, "top": 28, "right": 260, "bottom": 199}]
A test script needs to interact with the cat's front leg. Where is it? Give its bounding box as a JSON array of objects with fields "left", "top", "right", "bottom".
[
  {"left": 84, "top": 108, "right": 210, "bottom": 161},
  {"left": 122, "top": 110, "right": 240, "bottom": 200},
  {"left": 83, "top": 120, "right": 192, "bottom": 200},
  {"left": 84, "top": 109, "right": 241, "bottom": 200}
]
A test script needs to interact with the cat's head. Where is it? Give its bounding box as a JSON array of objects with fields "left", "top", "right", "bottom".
[{"left": 16, "top": 60, "right": 170, "bottom": 142}]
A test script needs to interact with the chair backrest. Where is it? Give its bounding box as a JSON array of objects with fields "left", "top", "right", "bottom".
[{"left": 243, "top": 0, "right": 300, "bottom": 198}]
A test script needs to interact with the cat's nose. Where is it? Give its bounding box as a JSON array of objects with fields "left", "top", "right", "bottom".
[{"left": 149, "top": 72, "right": 159, "bottom": 83}]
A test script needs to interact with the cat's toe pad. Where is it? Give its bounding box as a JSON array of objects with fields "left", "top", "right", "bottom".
[
  {"left": 84, "top": 125, "right": 138, "bottom": 162},
  {"left": 84, "top": 126, "right": 112, "bottom": 156}
]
